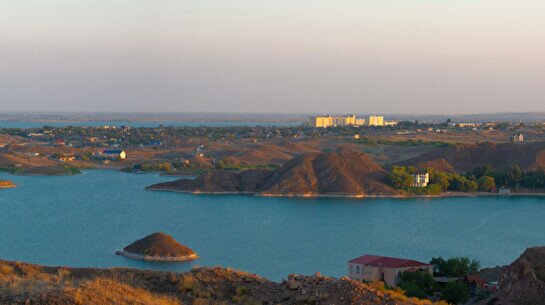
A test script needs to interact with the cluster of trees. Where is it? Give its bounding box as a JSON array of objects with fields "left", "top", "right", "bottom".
[
  {"left": 398, "top": 271, "right": 469, "bottom": 304},
  {"left": 128, "top": 162, "right": 173, "bottom": 173},
  {"left": 469, "top": 165, "right": 545, "bottom": 190},
  {"left": 430, "top": 257, "right": 480, "bottom": 277},
  {"left": 390, "top": 165, "right": 545, "bottom": 194},
  {"left": 389, "top": 166, "right": 484, "bottom": 194},
  {"left": 396, "top": 256, "right": 479, "bottom": 304}
]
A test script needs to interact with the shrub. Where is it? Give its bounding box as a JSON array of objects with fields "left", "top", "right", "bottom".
[{"left": 442, "top": 281, "right": 469, "bottom": 304}]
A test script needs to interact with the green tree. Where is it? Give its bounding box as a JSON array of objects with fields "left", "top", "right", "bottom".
[
  {"left": 429, "top": 169, "right": 450, "bottom": 191},
  {"left": 390, "top": 166, "right": 413, "bottom": 189},
  {"left": 398, "top": 271, "right": 435, "bottom": 298},
  {"left": 430, "top": 257, "right": 480, "bottom": 277},
  {"left": 505, "top": 165, "right": 523, "bottom": 189},
  {"left": 442, "top": 281, "right": 469, "bottom": 304},
  {"left": 478, "top": 176, "right": 496, "bottom": 192}
]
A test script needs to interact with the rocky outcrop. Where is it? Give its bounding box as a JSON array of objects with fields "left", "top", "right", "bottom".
[
  {"left": 116, "top": 233, "right": 198, "bottom": 262},
  {"left": 495, "top": 246, "right": 545, "bottom": 305},
  {"left": 0, "top": 180, "right": 16, "bottom": 189},
  {"left": 148, "top": 151, "right": 400, "bottom": 197},
  {"left": 0, "top": 259, "right": 437, "bottom": 305}
]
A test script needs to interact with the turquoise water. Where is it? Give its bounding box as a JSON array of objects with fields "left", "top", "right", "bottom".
[{"left": 1, "top": 170, "right": 544, "bottom": 281}]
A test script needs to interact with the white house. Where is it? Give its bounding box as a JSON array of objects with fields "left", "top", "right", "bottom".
[
  {"left": 411, "top": 173, "right": 430, "bottom": 187},
  {"left": 348, "top": 254, "right": 433, "bottom": 287},
  {"left": 510, "top": 132, "right": 524, "bottom": 143}
]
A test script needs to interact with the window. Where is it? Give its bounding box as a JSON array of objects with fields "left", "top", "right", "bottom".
[
  {"left": 356, "top": 266, "right": 360, "bottom": 274},
  {"left": 350, "top": 265, "right": 353, "bottom": 274}
]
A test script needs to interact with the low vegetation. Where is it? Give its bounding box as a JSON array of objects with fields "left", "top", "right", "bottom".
[
  {"left": 392, "top": 257, "right": 480, "bottom": 304},
  {"left": 390, "top": 164, "right": 545, "bottom": 194},
  {"left": 0, "top": 260, "right": 442, "bottom": 305}
]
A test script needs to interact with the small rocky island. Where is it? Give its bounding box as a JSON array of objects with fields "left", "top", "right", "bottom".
[
  {"left": 0, "top": 179, "right": 16, "bottom": 189},
  {"left": 116, "top": 232, "right": 198, "bottom": 262}
]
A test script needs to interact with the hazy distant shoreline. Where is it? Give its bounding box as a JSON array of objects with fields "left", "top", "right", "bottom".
[{"left": 1, "top": 111, "right": 545, "bottom": 125}]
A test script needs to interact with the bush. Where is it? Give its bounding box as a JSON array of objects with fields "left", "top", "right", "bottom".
[
  {"left": 478, "top": 176, "right": 496, "bottom": 192},
  {"left": 442, "top": 281, "right": 469, "bottom": 304},
  {"left": 398, "top": 271, "right": 435, "bottom": 298},
  {"left": 390, "top": 166, "right": 414, "bottom": 189}
]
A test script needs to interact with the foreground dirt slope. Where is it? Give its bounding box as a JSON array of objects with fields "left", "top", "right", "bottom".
[
  {"left": 0, "top": 260, "right": 436, "bottom": 305},
  {"left": 148, "top": 151, "right": 400, "bottom": 196},
  {"left": 399, "top": 141, "right": 545, "bottom": 173}
]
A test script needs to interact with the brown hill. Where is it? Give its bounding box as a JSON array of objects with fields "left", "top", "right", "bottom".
[
  {"left": 150, "top": 169, "right": 271, "bottom": 193},
  {"left": 259, "top": 151, "right": 399, "bottom": 196},
  {"left": 116, "top": 233, "right": 197, "bottom": 261},
  {"left": 399, "top": 141, "right": 545, "bottom": 173},
  {"left": 479, "top": 246, "right": 545, "bottom": 305},
  {"left": 415, "top": 159, "right": 457, "bottom": 173},
  {"left": 148, "top": 151, "right": 399, "bottom": 197},
  {"left": 219, "top": 142, "right": 320, "bottom": 165},
  {"left": 0, "top": 259, "right": 437, "bottom": 305}
]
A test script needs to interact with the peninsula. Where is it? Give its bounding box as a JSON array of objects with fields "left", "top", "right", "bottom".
[{"left": 147, "top": 151, "right": 400, "bottom": 197}]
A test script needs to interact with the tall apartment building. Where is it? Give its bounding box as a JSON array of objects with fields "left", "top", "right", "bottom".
[
  {"left": 367, "top": 116, "right": 385, "bottom": 126},
  {"left": 309, "top": 115, "right": 357, "bottom": 128}
]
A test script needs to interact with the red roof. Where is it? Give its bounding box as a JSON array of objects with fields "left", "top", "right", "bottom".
[
  {"left": 465, "top": 274, "right": 487, "bottom": 286},
  {"left": 348, "top": 254, "right": 431, "bottom": 269}
]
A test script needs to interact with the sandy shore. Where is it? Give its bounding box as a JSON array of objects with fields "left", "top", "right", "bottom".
[{"left": 115, "top": 250, "right": 198, "bottom": 262}]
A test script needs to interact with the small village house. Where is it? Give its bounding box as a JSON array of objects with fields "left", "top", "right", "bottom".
[
  {"left": 102, "top": 149, "right": 126, "bottom": 159},
  {"left": 510, "top": 132, "right": 524, "bottom": 142},
  {"left": 464, "top": 274, "right": 488, "bottom": 294},
  {"left": 348, "top": 254, "right": 433, "bottom": 287},
  {"left": 499, "top": 187, "right": 511, "bottom": 195},
  {"left": 54, "top": 139, "right": 66, "bottom": 146},
  {"left": 411, "top": 173, "right": 430, "bottom": 187}
]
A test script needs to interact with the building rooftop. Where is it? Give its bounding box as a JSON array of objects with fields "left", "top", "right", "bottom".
[
  {"left": 348, "top": 254, "right": 430, "bottom": 268},
  {"left": 103, "top": 149, "right": 124, "bottom": 154}
]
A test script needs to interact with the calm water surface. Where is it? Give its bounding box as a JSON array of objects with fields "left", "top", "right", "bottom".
[{"left": 1, "top": 170, "right": 544, "bottom": 281}]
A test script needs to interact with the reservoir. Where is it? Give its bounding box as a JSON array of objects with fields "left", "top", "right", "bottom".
[{"left": 1, "top": 170, "right": 544, "bottom": 281}]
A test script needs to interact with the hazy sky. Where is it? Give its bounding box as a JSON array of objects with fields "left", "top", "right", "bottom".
[{"left": 1, "top": 1, "right": 544, "bottom": 114}]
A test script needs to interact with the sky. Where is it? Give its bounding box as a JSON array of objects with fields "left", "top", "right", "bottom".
[{"left": 1, "top": 1, "right": 544, "bottom": 114}]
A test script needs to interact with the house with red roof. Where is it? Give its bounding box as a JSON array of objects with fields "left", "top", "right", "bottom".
[{"left": 348, "top": 254, "right": 433, "bottom": 287}]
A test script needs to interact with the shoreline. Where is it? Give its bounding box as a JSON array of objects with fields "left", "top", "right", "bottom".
[
  {"left": 115, "top": 250, "right": 199, "bottom": 262},
  {"left": 145, "top": 187, "right": 545, "bottom": 199}
]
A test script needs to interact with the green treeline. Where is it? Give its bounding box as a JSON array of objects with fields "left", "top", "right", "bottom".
[{"left": 390, "top": 165, "right": 545, "bottom": 194}]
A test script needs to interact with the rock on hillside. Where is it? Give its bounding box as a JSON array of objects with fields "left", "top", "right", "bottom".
[
  {"left": 116, "top": 232, "right": 198, "bottom": 262},
  {"left": 399, "top": 141, "right": 545, "bottom": 173},
  {"left": 148, "top": 151, "right": 400, "bottom": 197},
  {"left": 492, "top": 246, "right": 545, "bottom": 305},
  {"left": 0, "top": 259, "right": 439, "bottom": 305}
]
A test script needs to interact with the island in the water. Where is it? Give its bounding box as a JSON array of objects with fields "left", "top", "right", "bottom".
[
  {"left": 116, "top": 232, "right": 198, "bottom": 262},
  {"left": 0, "top": 179, "right": 16, "bottom": 189}
]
